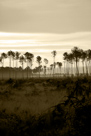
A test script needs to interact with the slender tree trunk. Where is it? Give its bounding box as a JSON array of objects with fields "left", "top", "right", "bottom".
[
  {"left": 60, "top": 67, "right": 61, "bottom": 77},
  {"left": 66, "top": 61, "right": 68, "bottom": 76},
  {"left": 9, "top": 56, "right": 11, "bottom": 79},
  {"left": 53, "top": 57, "right": 55, "bottom": 78},
  {"left": 2, "top": 59, "right": 4, "bottom": 80},
  {"left": 78, "top": 61, "right": 79, "bottom": 75},
  {"left": 85, "top": 60, "right": 88, "bottom": 76},
  {"left": 88, "top": 60, "right": 90, "bottom": 75},
  {"left": 22, "top": 63, "right": 24, "bottom": 79},
  {"left": 27, "top": 61, "right": 28, "bottom": 79},
  {"left": 31, "top": 66, "right": 33, "bottom": 78},
  {"left": 13, "top": 59, "right": 15, "bottom": 79},
  {"left": 74, "top": 61, "right": 75, "bottom": 76},
  {"left": 76, "top": 59, "right": 79, "bottom": 76},
  {"left": 89, "top": 60, "right": 91, "bottom": 75},
  {"left": 71, "top": 63, "right": 73, "bottom": 76},
  {"left": 82, "top": 61, "right": 84, "bottom": 75},
  {"left": 15, "top": 60, "right": 17, "bottom": 80},
  {"left": 67, "top": 62, "right": 70, "bottom": 76},
  {"left": 39, "top": 65, "right": 40, "bottom": 78},
  {"left": 64, "top": 61, "right": 65, "bottom": 77}
]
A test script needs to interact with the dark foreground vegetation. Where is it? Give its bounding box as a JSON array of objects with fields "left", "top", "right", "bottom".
[{"left": 0, "top": 77, "right": 91, "bottom": 136}]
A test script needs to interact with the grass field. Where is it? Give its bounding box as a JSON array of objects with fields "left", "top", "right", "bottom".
[{"left": 0, "top": 77, "right": 91, "bottom": 136}]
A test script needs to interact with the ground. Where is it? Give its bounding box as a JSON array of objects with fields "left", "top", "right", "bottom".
[{"left": 0, "top": 77, "right": 91, "bottom": 136}]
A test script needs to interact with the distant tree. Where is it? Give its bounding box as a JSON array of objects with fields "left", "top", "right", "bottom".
[
  {"left": 51, "top": 50, "right": 57, "bottom": 77},
  {"left": 63, "top": 61, "right": 66, "bottom": 76},
  {"left": 85, "top": 50, "right": 89, "bottom": 76},
  {"left": 87, "top": 49, "right": 91, "bottom": 75},
  {"left": 15, "top": 52, "right": 21, "bottom": 68},
  {"left": 24, "top": 52, "right": 34, "bottom": 78},
  {"left": 80, "top": 49, "right": 87, "bottom": 75},
  {"left": 0, "top": 56, "right": 2, "bottom": 66},
  {"left": 0, "top": 56, "right": 3, "bottom": 79},
  {"left": 1, "top": 52, "right": 7, "bottom": 79},
  {"left": 19, "top": 55, "right": 26, "bottom": 79},
  {"left": 1, "top": 52, "right": 7, "bottom": 67},
  {"left": 7, "top": 50, "right": 15, "bottom": 78},
  {"left": 24, "top": 52, "right": 30, "bottom": 79},
  {"left": 71, "top": 47, "right": 81, "bottom": 76},
  {"left": 44, "top": 58, "right": 48, "bottom": 76},
  {"left": 68, "top": 53, "right": 74, "bottom": 76},
  {"left": 28, "top": 53, "right": 34, "bottom": 78},
  {"left": 57, "top": 62, "right": 62, "bottom": 76},
  {"left": 50, "top": 64, "right": 53, "bottom": 76},
  {"left": 15, "top": 51, "right": 21, "bottom": 79},
  {"left": 63, "top": 52, "right": 69, "bottom": 76},
  {"left": 43, "top": 66, "right": 46, "bottom": 76},
  {"left": 47, "top": 67, "right": 50, "bottom": 75},
  {"left": 36, "top": 56, "right": 42, "bottom": 77},
  {"left": 12, "top": 51, "right": 15, "bottom": 78}
]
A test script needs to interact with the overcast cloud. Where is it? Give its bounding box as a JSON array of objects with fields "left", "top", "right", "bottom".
[{"left": 0, "top": 0, "right": 91, "bottom": 33}]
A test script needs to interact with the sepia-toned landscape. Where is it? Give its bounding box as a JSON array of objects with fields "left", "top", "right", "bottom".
[
  {"left": 0, "top": 0, "right": 91, "bottom": 135},
  {"left": 0, "top": 47, "right": 91, "bottom": 136}
]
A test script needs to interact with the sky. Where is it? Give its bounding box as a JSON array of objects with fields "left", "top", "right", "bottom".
[{"left": 0, "top": 0, "right": 91, "bottom": 67}]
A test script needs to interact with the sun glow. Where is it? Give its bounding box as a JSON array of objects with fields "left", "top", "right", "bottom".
[{"left": 0, "top": 31, "right": 91, "bottom": 54}]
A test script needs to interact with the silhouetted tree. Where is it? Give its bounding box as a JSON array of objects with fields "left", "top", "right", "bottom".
[
  {"left": 1, "top": 52, "right": 7, "bottom": 79},
  {"left": 15, "top": 51, "right": 21, "bottom": 79},
  {"left": 87, "top": 49, "right": 91, "bottom": 75},
  {"left": 19, "top": 55, "right": 26, "bottom": 79},
  {"left": 36, "top": 56, "right": 42, "bottom": 77},
  {"left": 0, "top": 56, "right": 2, "bottom": 66},
  {"left": 68, "top": 53, "right": 74, "bottom": 76},
  {"left": 28, "top": 53, "right": 34, "bottom": 78},
  {"left": 63, "top": 52, "right": 69, "bottom": 76},
  {"left": 7, "top": 50, "right": 15, "bottom": 78},
  {"left": 50, "top": 64, "right": 53, "bottom": 76},
  {"left": 81, "top": 49, "right": 87, "bottom": 75},
  {"left": 24, "top": 52, "right": 34, "bottom": 78},
  {"left": 71, "top": 47, "right": 81, "bottom": 76},
  {"left": 44, "top": 58, "right": 48, "bottom": 76},
  {"left": 51, "top": 50, "right": 57, "bottom": 77},
  {"left": 57, "top": 62, "right": 62, "bottom": 76}
]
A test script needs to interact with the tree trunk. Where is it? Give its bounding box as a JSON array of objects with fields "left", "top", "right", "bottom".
[
  {"left": 2, "top": 59, "right": 4, "bottom": 80},
  {"left": 13, "top": 59, "right": 15, "bottom": 79},
  {"left": 71, "top": 63, "right": 73, "bottom": 76},
  {"left": 9, "top": 56, "right": 11, "bottom": 79},
  {"left": 89, "top": 60, "right": 91, "bottom": 75},
  {"left": 27, "top": 60, "right": 28, "bottom": 79},
  {"left": 22, "top": 63, "right": 24, "bottom": 79},
  {"left": 60, "top": 67, "right": 61, "bottom": 77},
  {"left": 15, "top": 60, "right": 17, "bottom": 80},
  {"left": 39, "top": 65, "right": 40, "bottom": 78},
  {"left": 64, "top": 61, "right": 65, "bottom": 76},
  {"left": 53, "top": 57, "right": 55, "bottom": 78},
  {"left": 76, "top": 58, "right": 79, "bottom": 76},
  {"left": 82, "top": 61, "right": 84, "bottom": 75},
  {"left": 85, "top": 60, "right": 88, "bottom": 76}
]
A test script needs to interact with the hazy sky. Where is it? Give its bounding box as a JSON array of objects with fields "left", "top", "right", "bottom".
[{"left": 0, "top": 0, "right": 91, "bottom": 67}]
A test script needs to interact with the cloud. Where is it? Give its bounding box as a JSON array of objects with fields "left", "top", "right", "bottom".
[
  {"left": 0, "top": 0, "right": 91, "bottom": 33},
  {"left": 0, "top": 31, "right": 91, "bottom": 52}
]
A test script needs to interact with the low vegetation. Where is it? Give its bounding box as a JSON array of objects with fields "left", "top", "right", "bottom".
[{"left": 0, "top": 77, "right": 91, "bottom": 136}]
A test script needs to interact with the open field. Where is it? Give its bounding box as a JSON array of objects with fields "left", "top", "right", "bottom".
[{"left": 0, "top": 77, "right": 91, "bottom": 136}]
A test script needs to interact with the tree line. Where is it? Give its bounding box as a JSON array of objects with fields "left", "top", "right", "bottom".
[
  {"left": 0, "top": 46, "right": 91, "bottom": 79},
  {"left": 63, "top": 47, "right": 91, "bottom": 76},
  {"left": 0, "top": 50, "right": 61, "bottom": 79}
]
